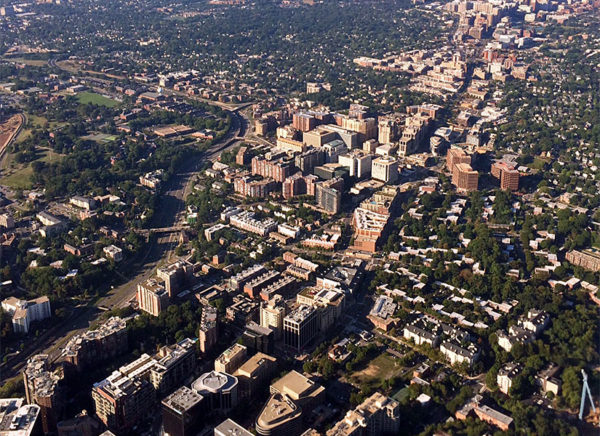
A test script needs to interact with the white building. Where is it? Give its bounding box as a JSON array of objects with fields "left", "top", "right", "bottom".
[
  {"left": 371, "top": 157, "right": 399, "bottom": 183},
  {"left": 440, "top": 341, "right": 480, "bottom": 367},
  {"left": 103, "top": 245, "right": 123, "bottom": 262},
  {"left": 338, "top": 151, "right": 373, "bottom": 179},
  {"left": 497, "top": 363, "right": 522, "bottom": 395},
  {"left": 1, "top": 296, "right": 51, "bottom": 333}
]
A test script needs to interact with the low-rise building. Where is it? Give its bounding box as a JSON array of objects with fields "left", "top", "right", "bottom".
[
  {"left": 103, "top": 245, "right": 123, "bottom": 262},
  {"left": 230, "top": 211, "right": 277, "bottom": 236},
  {"left": 497, "top": 363, "right": 522, "bottom": 395}
]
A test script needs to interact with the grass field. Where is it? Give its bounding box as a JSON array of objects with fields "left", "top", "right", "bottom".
[
  {"left": 83, "top": 133, "right": 118, "bottom": 143},
  {"left": 76, "top": 92, "right": 120, "bottom": 108},
  {"left": 0, "top": 149, "right": 63, "bottom": 189}
]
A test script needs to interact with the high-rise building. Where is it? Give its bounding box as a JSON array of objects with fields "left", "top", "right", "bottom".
[
  {"left": 214, "top": 419, "right": 253, "bottom": 436},
  {"left": 1, "top": 296, "right": 51, "bottom": 334},
  {"left": 191, "top": 371, "right": 239, "bottom": 413},
  {"left": 137, "top": 278, "right": 170, "bottom": 316},
  {"left": 316, "top": 178, "right": 344, "bottom": 214},
  {"left": 234, "top": 352, "right": 277, "bottom": 399},
  {"left": 157, "top": 260, "right": 193, "bottom": 297},
  {"left": 61, "top": 317, "right": 128, "bottom": 371},
  {"left": 326, "top": 392, "right": 400, "bottom": 436},
  {"left": 269, "top": 370, "right": 325, "bottom": 412},
  {"left": 242, "top": 322, "right": 274, "bottom": 354},
  {"left": 492, "top": 161, "right": 520, "bottom": 191},
  {"left": 452, "top": 163, "right": 478, "bottom": 193},
  {"left": 293, "top": 113, "right": 317, "bottom": 132},
  {"left": 371, "top": 157, "right": 398, "bottom": 183},
  {"left": 214, "top": 344, "right": 247, "bottom": 374},
  {"left": 161, "top": 386, "right": 205, "bottom": 436},
  {"left": 92, "top": 370, "right": 154, "bottom": 433},
  {"left": 446, "top": 147, "right": 471, "bottom": 173},
  {"left": 283, "top": 305, "right": 319, "bottom": 351},
  {"left": 260, "top": 295, "right": 287, "bottom": 339},
  {"left": 251, "top": 156, "right": 294, "bottom": 182},
  {"left": 23, "top": 355, "right": 64, "bottom": 435},
  {"left": 92, "top": 339, "right": 197, "bottom": 433},
  {"left": 150, "top": 338, "right": 198, "bottom": 397},
  {"left": 255, "top": 393, "right": 302, "bottom": 436},
  {"left": 500, "top": 168, "right": 519, "bottom": 191},
  {"left": 199, "top": 306, "right": 218, "bottom": 354},
  {"left": 295, "top": 148, "right": 324, "bottom": 175},
  {"left": 338, "top": 151, "right": 373, "bottom": 179}
]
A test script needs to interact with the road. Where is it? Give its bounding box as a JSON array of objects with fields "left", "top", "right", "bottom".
[
  {"left": 0, "top": 108, "right": 249, "bottom": 382},
  {"left": 0, "top": 112, "right": 26, "bottom": 164}
]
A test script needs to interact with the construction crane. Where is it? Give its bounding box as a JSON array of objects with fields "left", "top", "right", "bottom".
[{"left": 579, "top": 369, "right": 596, "bottom": 421}]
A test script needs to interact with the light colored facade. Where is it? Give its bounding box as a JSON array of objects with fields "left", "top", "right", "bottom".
[
  {"left": 2, "top": 296, "right": 51, "bottom": 334},
  {"left": 327, "top": 392, "right": 400, "bottom": 436},
  {"left": 260, "top": 296, "right": 287, "bottom": 339},
  {"left": 191, "top": 371, "right": 239, "bottom": 413},
  {"left": 215, "top": 344, "right": 248, "bottom": 374},
  {"left": 371, "top": 157, "right": 398, "bottom": 183},
  {"left": 136, "top": 278, "right": 169, "bottom": 317}
]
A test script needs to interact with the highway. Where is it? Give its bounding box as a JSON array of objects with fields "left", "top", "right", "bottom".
[{"left": 0, "top": 108, "right": 248, "bottom": 383}]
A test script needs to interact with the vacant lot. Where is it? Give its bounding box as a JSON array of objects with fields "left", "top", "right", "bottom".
[
  {"left": 350, "top": 352, "right": 403, "bottom": 388},
  {"left": 76, "top": 92, "right": 120, "bottom": 108}
]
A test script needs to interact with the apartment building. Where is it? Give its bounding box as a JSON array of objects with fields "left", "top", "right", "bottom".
[
  {"left": 452, "top": 163, "right": 479, "bottom": 193},
  {"left": 198, "top": 306, "right": 218, "bottom": 354},
  {"left": 136, "top": 278, "right": 170, "bottom": 316},
  {"left": 229, "top": 211, "right": 277, "bottom": 236},
  {"left": 497, "top": 363, "right": 522, "bottom": 395},
  {"left": 61, "top": 317, "right": 128, "bottom": 371},
  {"left": 234, "top": 176, "right": 278, "bottom": 198},
  {"left": 92, "top": 339, "right": 197, "bottom": 433},
  {"left": 23, "top": 354, "right": 64, "bottom": 434},
  {"left": 327, "top": 392, "right": 400, "bottom": 436},
  {"left": 1, "top": 296, "right": 51, "bottom": 334},
  {"left": 251, "top": 156, "right": 294, "bottom": 182},
  {"left": 229, "top": 264, "right": 267, "bottom": 291},
  {"left": 214, "top": 344, "right": 248, "bottom": 374},
  {"left": 315, "top": 178, "right": 344, "bottom": 214},
  {"left": 157, "top": 259, "right": 193, "bottom": 297},
  {"left": 260, "top": 295, "right": 287, "bottom": 339}
]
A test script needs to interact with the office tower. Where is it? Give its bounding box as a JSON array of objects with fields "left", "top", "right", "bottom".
[{"left": 283, "top": 306, "right": 319, "bottom": 351}]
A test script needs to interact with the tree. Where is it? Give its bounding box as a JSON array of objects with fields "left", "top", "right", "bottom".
[{"left": 561, "top": 367, "right": 582, "bottom": 410}]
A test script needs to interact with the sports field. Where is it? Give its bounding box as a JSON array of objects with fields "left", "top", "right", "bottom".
[{"left": 76, "top": 91, "right": 120, "bottom": 108}]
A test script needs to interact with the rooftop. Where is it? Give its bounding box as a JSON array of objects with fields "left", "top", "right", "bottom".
[
  {"left": 0, "top": 398, "right": 40, "bottom": 436},
  {"left": 161, "top": 386, "right": 203, "bottom": 413}
]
